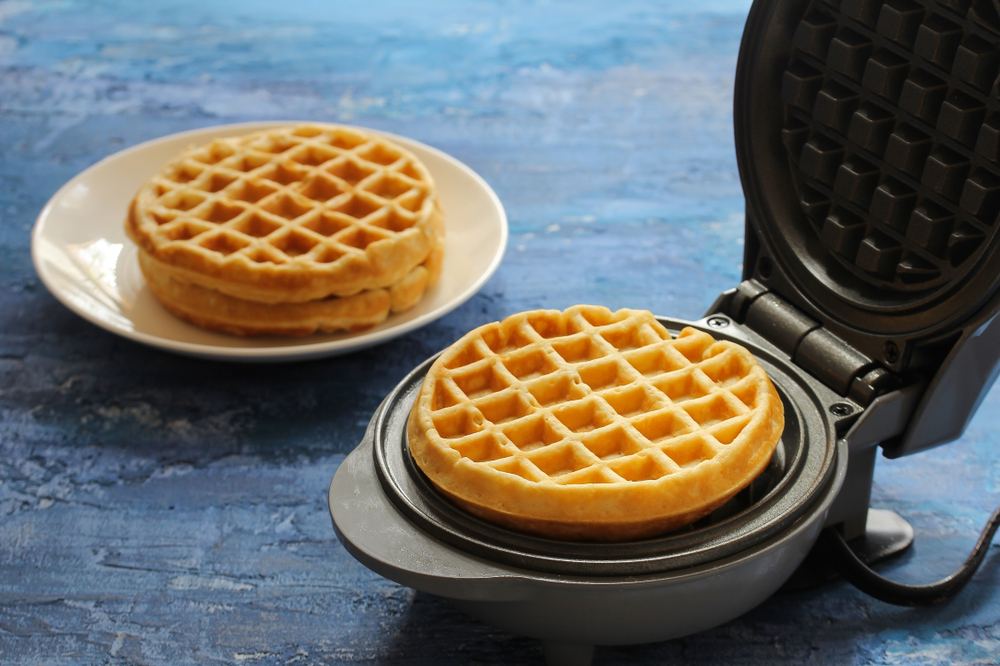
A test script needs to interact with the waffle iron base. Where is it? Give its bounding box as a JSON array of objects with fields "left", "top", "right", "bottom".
[{"left": 329, "top": 317, "right": 848, "bottom": 663}]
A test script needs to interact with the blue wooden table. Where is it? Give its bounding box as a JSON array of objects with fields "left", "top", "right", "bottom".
[{"left": 1, "top": 1, "right": 998, "bottom": 663}]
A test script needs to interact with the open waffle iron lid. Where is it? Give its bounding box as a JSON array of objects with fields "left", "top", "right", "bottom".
[{"left": 731, "top": 0, "right": 1000, "bottom": 456}]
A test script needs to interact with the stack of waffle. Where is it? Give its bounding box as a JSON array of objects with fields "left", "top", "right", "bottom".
[{"left": 125, "top": 123, "right": 445, "bottom": 336}]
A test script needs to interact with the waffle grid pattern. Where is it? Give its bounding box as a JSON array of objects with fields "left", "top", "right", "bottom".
[
  {"left": 422, "top": 309, "right": 768, "bottom": 486},
  {"left": 781, "top": 0, "right": 1000, "bottom": 291},
  {"left": 128, "top": 124, "right": 439, "bottom": 298}
]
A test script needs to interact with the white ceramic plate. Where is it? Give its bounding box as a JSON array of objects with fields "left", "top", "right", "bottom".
[{"left": 31, "top": 122, "right": 508, "bottom": 362}]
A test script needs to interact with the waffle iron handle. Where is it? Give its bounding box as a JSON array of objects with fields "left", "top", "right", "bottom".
[{"left": 883, "top": 309, "right": 1000, "bottom": 458}]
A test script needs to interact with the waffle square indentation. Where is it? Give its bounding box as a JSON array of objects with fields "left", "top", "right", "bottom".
[
  {"left": 603, "top": 385, "right": 665, "bottom": 418},
  {"left": 855, "top": 232, "right": 903, "bottom": 276},
  {"left": 298, "top": 174, "right": 346, "bottom": 203},
  {"left": 502, "top": 349, "right": 558, "bottom": 381},
  {"left": 952, "top": 35, "right": 1000, "bottom": 91},
  {"left": 198, "top": 172, "right": 238, "bottom": 193},
  {"left": 326, "top": 158, "right": 376, "bottom": 186},
  {"left": 907, "top": 202, "right": 954, "bottom": 254},
  {"left": 580, "top": 426, "right": 644, "bottom": 461},
  {"left": 799, "top": 135, "right": 846, "bottom": 185},
  {"left": 442, "top": 340, "right": 487, "bottom": 370},
  {"left": 552, "top": 399, "right": 614, "bottom": 433},
  {"left": 451, "top": 433, "right": 513, "bottom": 463},
  {"left": 652, "top": 371, "right": 711, "bottom": 403},
  {"left": 849, "top": 103, "right": 897, "bottom": 155},
  {"left": 261, "top": 162, "right": 309, "bottom": 186},
  {"left": 862, "top": 49, "right": 911, "bottom": 102},
  {"left": 331, "top": 194, "right": 382, "bottom": 220},
  {"left": 578, "top": 359, "right": 638, "bottom": 392},
  {"left": 230, "top": 212, "right": 282, "bottom": 238},
  {"left": 661, "top": 435, "right": 718, "bottom": 468},
  {"left": 822, "top": 208, "right": 867, "bottom": 256},
  {"left": 814, "top": 82, "right": 862, "bottom": 133},
  {"left": 960, "top": 169, "right": 1000, "bottom": 222},
  {"left": 624, "top": 345, "right": 688, "bottom": 377},
  {"left": 834, "top": 156, "right": 881, "bottom": 207},
  {"left": 914, "top": 14, "right": 963, "bottom": 68},
  {"left": 633, "top": 410, "right": 691, "bottom": 443},
  {"left": 502, "top": 414, "right": 566, "bottom": 452},
  {"left": 608, "top": 453, "right": 672, "bottom": 482},
  {"left": 356, "top": 142, "right": 404, "bottom": 167},
  {"left": 474, "top": 392, "right": 533, "bottom": 425},
  {"left": 794, "top": 11, "right": 839, "bottom": 58},
  {"left": 289, "top": 144, "right": 338, "bottom": 167},
  {"left": 922, "top": 147, "right": 971, "bottom": 200},
  {"left": 885, "top": 124, "right": 933, "bottom": 176},
  {"left": 228, "top": 180, "right": 277, "bottom": 204},
  {"left": 269, "top": 228, "right": 320, "bottom": 257},
  {"left": 551, "top": 335, "right": 607, "bottom": 364},
  {"left": 710, "top": 414, "right": 753, "bottom": 445},
  {"left": 432, "top": 408, "right": 483, "bottom": 439},
  {"left": 937, "top": 91, "right": 987, "bottom": 146},
  {"left": 452, "top": 363, "right": 512, "bottom": 400},
  {"left": 197, "top": 200, "right": 245, "bottom": 224},
  {"left": 599, "top": 323, "right": 651, "bottom": 352},
  {"left": 869, "top": 179, "right": 917, "bottom": 230},
  {"left": 527, "top": 373, "right": 587, "bottom": 407},
  {"left": 899, "top": 69, "right": 948, "bottom": 123},
  {"left": 877, "top": 0, "right": 925, "bottom": 47},
  {"left": 682, "top": 394, "right": 743, "bottom": 428},
  {"left": 163, "top": 220, "right": 211, "bottom": 241},
  {"left": 527, "top": 443, "right": 598, "bottom": 478},
  {"left": 198, "top": 232, "right": 250, "bottom": 256},
  {"left": 827, "top": 28, "right": 874, "bottom": 80},
  {"left": 261, "top": 193, "right": 312, "bottom": 221},
  {"left": 781, "top": 60, "right": 825, "bottom": 111}
]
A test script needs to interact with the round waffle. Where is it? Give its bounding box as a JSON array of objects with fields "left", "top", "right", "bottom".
[
  {"left": 139, "top": 242, "right": 444, "bottom": 337},
  {"left": 125, "top": 123, "right": 444, "bottom": 304},
  {"left": 408, "top": 305, "right": 785, "bottom": 542}
]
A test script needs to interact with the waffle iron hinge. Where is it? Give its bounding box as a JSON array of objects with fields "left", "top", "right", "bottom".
[
  {"left": 709, "top": 280, "right": 921, "bottom": 545},
  {"left": 713, "top": 280, "right": 902, "bottom": 409}
]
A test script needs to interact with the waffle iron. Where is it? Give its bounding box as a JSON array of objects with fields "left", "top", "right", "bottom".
[{"left": 330, "top": 0, "right": 1000, "bottom": 663}]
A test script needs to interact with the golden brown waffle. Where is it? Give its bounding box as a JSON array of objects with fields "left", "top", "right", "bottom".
[
  {"left": 139, "top": 242, "right": 443, "bottom": 337},
  {"left": 126, "top": 123, "right": 444, "bottom": 304},
  {"left": 408, "top": 305, "right": 784, "bottom": 542}
]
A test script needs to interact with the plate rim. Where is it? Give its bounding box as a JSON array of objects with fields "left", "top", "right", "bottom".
[{"left": 31, "top": 120, "right": 508, "bottom": 362}]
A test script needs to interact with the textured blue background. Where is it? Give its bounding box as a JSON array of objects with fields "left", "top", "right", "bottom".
[{"left": 1, "top": 0, "right": 998, "bottom": 663}]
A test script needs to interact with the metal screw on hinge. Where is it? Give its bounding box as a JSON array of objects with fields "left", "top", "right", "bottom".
[
  {"left": 883, "top": 341, "right": 900, "bottom": 365},
  {"left": 830, "top": 403, "right": 853, "bottom": 417},
  {"left": 707, "top": 316, "right": 730, "bottom": 329}
]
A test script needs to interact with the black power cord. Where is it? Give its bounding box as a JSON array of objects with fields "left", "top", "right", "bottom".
[{"left": 821, "top": 503, "right": 1000, "bottom": 607}]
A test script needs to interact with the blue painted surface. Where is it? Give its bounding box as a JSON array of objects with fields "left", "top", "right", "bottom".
[{"left": 0, "top": 0, "right": 998, "bottom": 663}]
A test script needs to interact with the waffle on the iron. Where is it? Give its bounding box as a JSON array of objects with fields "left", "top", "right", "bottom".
[
  {"left": 126, "top": 123, "right": 444, "bottom": 304},
  {"left": 138, "top": 241, "right": 444, "bottom": 337},
  {"left": 408, "top": 305, "right": 784, "bottom": 542}
]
